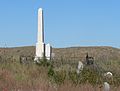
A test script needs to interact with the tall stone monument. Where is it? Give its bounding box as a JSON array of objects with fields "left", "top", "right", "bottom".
[{"left": 34, "top": 8, "right": 52, "bottom": 62}]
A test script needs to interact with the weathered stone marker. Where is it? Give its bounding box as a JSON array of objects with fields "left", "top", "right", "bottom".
[{"left": 77, "top": 61, "right": 83, "bottom": 74}]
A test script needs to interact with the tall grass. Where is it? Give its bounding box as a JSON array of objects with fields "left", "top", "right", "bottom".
[{"left": 0, "top": 59, "right": 120, "bottom": 91}]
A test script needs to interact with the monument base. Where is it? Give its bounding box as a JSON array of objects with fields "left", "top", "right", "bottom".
[{"left": 34, "top": 56, "right": 43, "bottom": 63}]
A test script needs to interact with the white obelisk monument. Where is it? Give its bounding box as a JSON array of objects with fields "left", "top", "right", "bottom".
[
  {"left": 34, "top": 8, "right": 52, "bottom": 62},
  {"left": 35, "top": 8, "right": 45, "bottom": 61}
]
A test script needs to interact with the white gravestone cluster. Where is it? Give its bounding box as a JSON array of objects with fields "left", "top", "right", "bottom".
[{"left": 34, "top": 8, "right": 52, "bottom": 62}]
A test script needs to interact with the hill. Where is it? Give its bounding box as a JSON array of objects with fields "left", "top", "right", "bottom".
[
  {"left": 0, "top": 46, "right": 120, "bottom": 90},
  {"left": 0, "top": 46, "right": 120, "bottom": 60},
  {"left": 0, "top": 46, "right": 120, "bottom": 73},
  {"left": 0, "top": 46, "right": 120, "bottom": 61}
]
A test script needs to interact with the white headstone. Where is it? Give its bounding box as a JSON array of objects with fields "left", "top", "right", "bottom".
[
  {"left": 77, "top": 61, "right": 83, "bottom": 74},
  {"left": 106, "top": 72, "right": 113, "bottom": 76},
  {"left": 45, "top": 43, "right": 52, "bottom": 60},
  {"left": 104, "top": 82, "right": 110, "bottom": 91},
  {"left": 104, "top": 72, "right": 113, "bottom": 78}
]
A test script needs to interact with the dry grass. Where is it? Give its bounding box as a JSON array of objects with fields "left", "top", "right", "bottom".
[
  {"left": 0, "top": 61, "right": 48, "bottom": 91},
  {"left": 0, "top": 61, "right": 119, "bottom": 91},
  {"left": 0, "top": 46, "right": 120, "bottom": 91}
]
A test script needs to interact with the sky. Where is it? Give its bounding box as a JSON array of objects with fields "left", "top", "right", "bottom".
[{"left": 0, "top": 0, "right": 120, "bottom": 48}]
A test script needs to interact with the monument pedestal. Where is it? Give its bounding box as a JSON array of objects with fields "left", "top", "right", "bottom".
[{"left": 36, "top": 42, "right": 45, "bottom": 58}]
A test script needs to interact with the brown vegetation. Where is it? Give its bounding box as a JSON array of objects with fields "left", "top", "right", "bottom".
[{"left": 0, "top": 46, "right": 120, "bottom": 91}]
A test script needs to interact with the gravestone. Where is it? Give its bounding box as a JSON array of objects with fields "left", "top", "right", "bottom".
[
  {"left": 77, "top": 61, "right": 83, "bottom": 74},
  {"left": 104, "top": 82, "right": 110, "bottom": 91},
  {"left": 86, "top": 53, "right": 94, "bottom": 65},
  {"left": 45, "top": 44, "right": 52, "bottom": 60}
]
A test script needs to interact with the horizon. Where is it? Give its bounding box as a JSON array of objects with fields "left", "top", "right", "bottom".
[
  {"left": 0, "top": 0, "right": 120, "bottom": 48},
  {"left": 0, "top": 45, "right": 119, "bottom": 49}
]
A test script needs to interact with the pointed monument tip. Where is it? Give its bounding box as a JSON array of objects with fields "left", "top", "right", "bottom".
[{"left": 38, "top": 8, "right": 42, "bottom": 11}]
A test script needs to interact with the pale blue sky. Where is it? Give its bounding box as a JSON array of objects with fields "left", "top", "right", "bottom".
[{"left": 0, "top": 0, "right": 120, "bottom": 48}]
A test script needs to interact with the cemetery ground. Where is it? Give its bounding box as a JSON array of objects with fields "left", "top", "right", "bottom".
[{"left": 0, "top": 46, "right": 120, "bottom": 91}]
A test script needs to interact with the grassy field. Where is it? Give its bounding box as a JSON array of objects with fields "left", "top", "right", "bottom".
[{"left": 0, "top": 46, "right": 120, "bottom": 91}]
